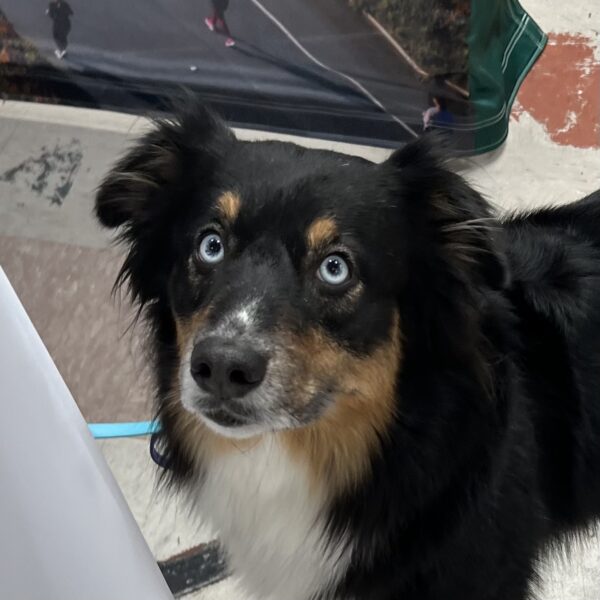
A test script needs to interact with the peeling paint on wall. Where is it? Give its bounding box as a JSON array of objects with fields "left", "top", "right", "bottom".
[
  {"left": 0, "top": 138, "right": 83, "bottom": 205},
  {"left": 514, "top": 33, "right": 600, "bottom": 149}
]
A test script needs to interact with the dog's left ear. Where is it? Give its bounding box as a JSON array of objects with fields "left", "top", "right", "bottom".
[
  {"left": 384, "top": 138, "right": 511, "bottom": 396},
  {"left": 384, "top": 137, "right": 509, "bottom": 293}
]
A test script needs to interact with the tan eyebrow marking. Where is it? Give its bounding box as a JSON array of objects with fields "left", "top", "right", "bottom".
[
  {"left": 217, "top": 191, "right": 241, "bottom": 224},
  {"left": 306, "top": 217, "right": 338, "bottom": 251}
]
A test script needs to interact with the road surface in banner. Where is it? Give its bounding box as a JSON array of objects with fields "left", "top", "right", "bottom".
[{"left": 3, "top": 0, "right": 427, "bottom": 143}]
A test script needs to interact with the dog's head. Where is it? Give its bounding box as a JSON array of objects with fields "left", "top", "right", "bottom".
[{"left": 96, "top": 104, "right": 506, "bottom": 490}]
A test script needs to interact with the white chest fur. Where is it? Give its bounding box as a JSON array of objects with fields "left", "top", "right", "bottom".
[{"left": 193, "top": 438, "right": 350, "bottom": 600}]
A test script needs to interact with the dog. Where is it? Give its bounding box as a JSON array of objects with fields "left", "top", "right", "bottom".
[{"left": 95, "top": 103, "right": 600, "bottom": 600}]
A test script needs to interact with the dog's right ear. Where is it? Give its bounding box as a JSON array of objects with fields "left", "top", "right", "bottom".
[
  {"left": 95, "top": 103, "right": 233, "bottom": 229},
  {"left": 95, "top": 104, "right": 233, "bottom": 304}
]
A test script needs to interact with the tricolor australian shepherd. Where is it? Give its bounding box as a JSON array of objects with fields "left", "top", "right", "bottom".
[{"left": 96, "top": 104, "right": 600, "bottom": 600}]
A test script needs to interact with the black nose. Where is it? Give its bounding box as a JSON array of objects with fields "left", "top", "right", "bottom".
[{"left": 190, "top": 338, "right": 268, "bottom": 398}]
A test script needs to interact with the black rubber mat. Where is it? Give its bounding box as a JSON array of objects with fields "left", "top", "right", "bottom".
[{"left": 158, "top": 541, "right": 229, "bottom": 598}]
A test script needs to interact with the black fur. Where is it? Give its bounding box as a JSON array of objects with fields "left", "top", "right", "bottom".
[{"left": 96, "top": 104, "right": 600, "bottom": 599}]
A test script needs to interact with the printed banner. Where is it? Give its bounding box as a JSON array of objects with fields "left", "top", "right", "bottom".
[{"left": 0, "top": 1, "right": 546, "bottom": 153}]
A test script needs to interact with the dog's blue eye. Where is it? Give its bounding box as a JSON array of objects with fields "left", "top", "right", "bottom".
[
  {"left": 198, "top": 232, "right": 225, "bottom": 264},
  {"left": 318, "top": 255, "right": 350, "bottom": 286}
]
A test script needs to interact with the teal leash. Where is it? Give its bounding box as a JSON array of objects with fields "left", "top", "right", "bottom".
[
  {"left": 88, "top": 420, "right": 171, "bottom": 469},
  {"left": 88, "top": 420, "right": 161, "bottom": 439}
]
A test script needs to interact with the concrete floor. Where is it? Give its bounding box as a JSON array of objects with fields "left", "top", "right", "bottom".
[{"left": 0, "top": 0, "right": 598, "bottom": 597}]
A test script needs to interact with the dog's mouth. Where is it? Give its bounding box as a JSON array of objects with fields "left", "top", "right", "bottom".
[{"left": 201, "top": 406, "right": 249, "bottom": 428}]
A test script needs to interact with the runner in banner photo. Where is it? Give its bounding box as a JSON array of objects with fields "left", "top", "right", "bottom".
[
  {"left": 46, "top": 0, "right": 73, "bottom": 59},
  {"left": 205, "top": 0, "right": 235, "bottom": 48}
]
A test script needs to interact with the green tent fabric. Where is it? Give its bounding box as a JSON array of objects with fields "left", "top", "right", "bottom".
[
  {"left": 469, "top": 0, "right": 547, "bottom": 153},
  {"left": 0, "top": 0, "right": 546, "bottom": 154}
]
